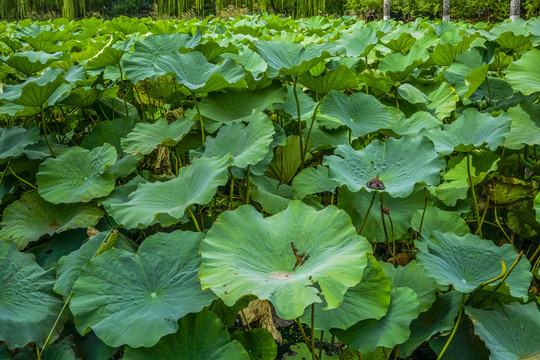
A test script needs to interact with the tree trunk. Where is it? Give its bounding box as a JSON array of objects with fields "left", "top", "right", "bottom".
[
  {"left": 510, "top": 0, "right": 520, "bottom": 21},
  {"left": 383, "top": 0, "right": 390, "bottom": 20},
  {"left": 443, "top": 0, "right": 450, "bottom": 21}
]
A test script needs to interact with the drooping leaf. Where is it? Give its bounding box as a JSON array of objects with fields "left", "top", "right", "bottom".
[
  {"left": 199, "top": 201, "right": 372, "bottom": 320},
  {"left": 0, "top": 50, "right": 63, "bottom": 75},
  {"left": 503, "top": 102, "right": 540, "bottom": 150},
  {"left": 0, "top": 126, "right": 40, "bottom": 159},
  {"left": 445, "top": 48, "right": 488, "bottom": 99},
  {"left": 121, "top": 118, "right": 193, "bottom": 155},
  {"left": 506, "top": 48, "right": 540, "bottom": 95},
  {"left": 70, "top": 231, "right": 216, "bottom": 348}
]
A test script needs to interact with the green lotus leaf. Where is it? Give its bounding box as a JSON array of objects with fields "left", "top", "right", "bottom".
[
  {"left": 29, "top": 229, "right": 87, "bottom": 271},
  {"left": 121, "top": 118, "right": 193, "bottom": 155},
  {"left": 0, "top": 241, "right": 63, "bottom": 349},
  {"left": 507, "top": 201, "right": 540, "bottom": 238},
  {"left": 506, "top": 48, "right": 540, "bottom": 95},
  {"left": 268, "top": 135, "right": 303, "bottom": 184},
  {"left": 209, "top": 296, "right": 257, "bottom": 328},
  {"left": 431, "top": 150, "right": 499, "bottom": 207},
  {"left": 22, "top": 135, "right": 68, "bottom": 160},
  {"left": 338, "top": 186, "right": 425, "bottom": 242},
  {"left": 249, "top": 175, "right": 293, "bottom": 214},
  {"left": 381, "top": 29, "right": 417, "bottom": 52},
  {"left": 503, "top": 102, "right": 540, "bottom": 150},
  {"left": 106, "top": 155, "right": 230, "bottom": 229},
  {"left": 300, "top": 255, "right": 391, "bottom": 331},
  {"left": 320, "top": 90, "right": 393, "bottom": 137},
  {"left": 0, "top": 50, "right": 63, "bottom": 75},
  {"left": 231, "top": 329, "right": 277, "bottom": 360},
  {"left": 199, "top": 201, "right": 372, "bottom": 319},
  {"left": 332, "top": 287, "right": 420, "bottom": 354},
  {"left": 466, "top": 302, "right": 540, "bottom": 360},
  {"left": 37, "top": 143, "right": 117, "bottom": 204},
  {"left": 422, "top": 81, "right": 459, "bottom": 120},
  {"left": 424, "top": 108, "right": 511, "bottom": 155},
  {"left": 123, "top": 310, "right": 249, "bottom": 360},
  {"left": 274, "top": 85, "right": 317, "bottom": 121},
  {"left": 0, "top": 126, "right": 40, "bottom": 159},
  {"left": 70, "top": 230, "right": 216, "bottom": 348},
  {"left": 357, "top": 69, "right": 393, "bottom": 98},
  {"left": 398, "top": 291, "right": 462, "bottom": 357},
  {"left": 285, "top": 345, "right": 338, "bottom": 359},
  {"left": 0, "top": 192, "right": 102, "bottom": 249},
  {"left": 324, "top": 137, "right": 445, "bottom": 198},
  {"left": 390, "top": 111, "right": 442, "bottom": 137},
  {"left": 410, "top": 206, "right": 470, "bottom": 241},
  {"left": 299, "top": 65, "right": 358, "bottom": 94},
  {"left": 445, "top": 48, "right": 488, "bottom": 99},
  {"left": 86, "top": 46, "right": 124, "bottom": 70},
  {"left": 202, "top": 111, "right": 275, "bottom": 168},
  {"left": 292, "top": 166, "right": 339, "bottom": 200},
  {"left": 61, "top": 86, "right": 102, "bottom": 108},
  {"left": 416, "top": 231, "right": 532, "bottom": 297},
  {"left": 335, "top": 26, "right": 378, "bottom": 57},
  {"left": 535, "top": 191, "right": 540, "bottom": 224},
  {"left": 254, "top": 40, "right": 334, "bottom": 78},
  {"left": 378, "top": 45, "right": 429, "bottom": 82},
  {"left": 220, "top": 46, "right": 267, "bottom": 79},
  {"left": 76, "top": 331, "right": 118, "bottom": 360},
  {"left": 381, "top": 260, "right": 438, "bottom": 312},
  {"left": 398, "top": 83, "right": 430, "bottom": 104},
  {"left": 430, "top": 317, "right": 490, "bottom": 360}
]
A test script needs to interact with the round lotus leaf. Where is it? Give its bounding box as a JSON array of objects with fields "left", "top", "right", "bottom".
[
  {"left": 0, "top": 192, "right": 103, "bottom": 249},
  {"left": 299, "top": 65, "right": 359, "bottom": 93},
  {"left": 332, "top": 287, "right": 420, "bottom": 354},
  {"left": 199, "top": 201, "right": 372, "bottom": 320},
  {"left": 202, "top": 111, "right": 275, "bottom": 169},
  {"left": 0, "top": 126, "right": 40, "bottom": 159},
  {"left": 121, "top": 118, "right": 193, "bottom": 156},
  {"left": 503, "top": 102, "right": 540, "bottom": 150},
  {"left": 416, "top": 231, "right": 532, "bottom": 298},
  {"left": 292, "top": 165, "right": 339, "bottom": 200},
  {"left": 410, "top": 206, "right": 470, "bottom": 241},
  {"left": 37, "top": 143, "right": 117, "bottom": 204},
  {"left": 70, "top": 230, "right": 216, "bottom": 348},
  {"left": 506, "top": 48, "right": 540, "bottom": 95},
  {"left": 335, "top": 26, "right": 378, "bottom": 57},
  {"left": 424, "top": 108, "right": 511, "bottom": 155},
  {"left": 0, "top": 50, "right": 63, "bottom": 75},
  {"left": 324, "top": 137, "right": 445, "bottom": 198},
  {"left": 465, "top": 302, "right": 540, "bottom": 360},
  {"left": 81, "top": 117, "right": 137, "bottom": 154},
  {"left": 231, "top": 329, "right": 277, "bottom": 360},
  {"left": 300, "top": 255, "right": 391, "bottom": 331},
  {"left": 105, "top": 155, "right": 230, "bottom": 229},
  {"left": 320, "top": 90, "right": 393, "bottom": 137},
  {"left": 0, "top": 241, "right": 63, "bottom": 349},
  {"left": 123, "top": 310, "right": 249, "bottom": 360}
]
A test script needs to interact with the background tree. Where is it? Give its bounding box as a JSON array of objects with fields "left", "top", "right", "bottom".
[
  {"left": 443, "top": 0, "right": 450, "bottom": 20},
  {"left": 383, "top": 0, "right": 390, "bottom": 19},
  {"left": 510, "top": 0, "right": 521, "bottom": 19}
]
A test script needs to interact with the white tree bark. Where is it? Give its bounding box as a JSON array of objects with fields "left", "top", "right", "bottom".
[
  {"left": 383, "top": 0, "right": 390, "bottom": 20},
  {"left": 443, "top": 0, "right": 450, "bottom": 21},
  {"left": 510, "top": 0, "right": 520, "bottom": 21}
]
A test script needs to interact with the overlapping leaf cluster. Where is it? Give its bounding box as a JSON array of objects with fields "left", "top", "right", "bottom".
[{"left": 0, "top": 14, "right": 540, "bottom": 360}]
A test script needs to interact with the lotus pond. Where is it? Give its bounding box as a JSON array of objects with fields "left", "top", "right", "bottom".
[{"left": 0, "top": 14, "right": 540, "bottom": 360}]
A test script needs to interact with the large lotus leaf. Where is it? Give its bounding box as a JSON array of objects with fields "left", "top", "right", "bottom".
[
  {"left": 381, "top": 29, "right": 417, "bottom": 52},
  {"left": 444, "top": 48, "right": 488, "bottom": 99},
  {"left": 291, "top": 166, "right": 339, "bottom": 200},
  {"left": 338, "top": 186, "right": 425, "bottom": 242},
  {"left": 381, "top": 260, "right": 438, "bottom": 312},
  {"left": 106, "top": 155, "right": 230, "bottom": 229},
  {"left": 0, "top": 241, "right": 63, "bottom": 349},
  {"left": 274, "top": 85, "right": 317, "bottom": 120},
  {"left": 0, "top": 192, "right": 102, "bottom": 249},
  {"left": 0, "top": 126, "right": 40, "bottom": 159},
  {"left": 299, "top": 65, "right": 359, "bottom": 94},
  {"left": 324, "top": 137, "right": 445, "bottom": 198},
  {"left": 199, "top": 201, "right": 372, "bottom": 320},
  {"left": 220, "top": 46, "right": 267, "bottom": 79},
  {"left": 397, "top": 83, "right": 430, "bottom": 104},
  {"left": 61, "top": 86, "right": 102, "bottom": 108},
  {"left": 332, "top": 287, "right": 420, "bottom": 354},
  {"left": 86, "top": 46, "right": 124, "bottom": 70},
  {"left": 268, "top": 135, "right": 303, "bottom": 184},
  {"left": 231, "top": 329, "right": 277, "bottom": 360},
  {"left": 424, "top": 108, "right": 511, "bottom": 155},
  {"left": 202, "top": 111, "right": 275, "bottom": 168},
  {"left": 0, "top": 50, "right": 63, "bottom": 75},
  {"left": 506, "top": 48, "right": 540, "bottom": 95},
  {"left": 81, "top": 118, "right": 137, "bottom": 154},
  {"left": 121, "top": 118, "right": 193, "bottom": 155},
  {"left": 391, "top": 111, "right": 442, "bottom": 136},
  {"left": 503, "top": 102, "right": 540, "bottom": 150},
  {"left": 378, "top": 45, "right": 429, "bottom": 82},
  {"left": 398, "top": 291, "right": 462, "bottom": 357},
  {"left": 422, "top": 81, "right": 459, "bottom": 120},
  {"left": 429, "top": 317, "right": 490, "bottom": 360},
  {"left": 335, "top": 26, "right": 378, "bottom": 57},
  {"left": 300, "top": 255, "right": 391, "bottom": 331},
  {"left": 466, "top": 302, "right": 540, "bottom": 360},
  {"left": 432, "top": 150, "right": 499, "bottom": 207},
  {"left": 416, "top": 231, "right": 532, "bottom": 298},
  {"left": 249, "top": 175, "right": 293, "bottom": 214},
  {"left": 123, "top": 310, "right": 249, "bottom": 360},
  {"left": 320, "top": 90, "right": 393, "bottom": 137},
  {"left": 410, "top": 206, "right": 470, "bottom": 241},
  {"left": 254, "top": 40, "right": 334, "bottom": 78},
  {"left": 37, "top": 143, "right": 117, "bottom": 204},
  {"left": 29, "top": 229, "right": 87, "bottom": 271},
  {"left": 70, "top": 231, "right": 216, "bottom": 348}
]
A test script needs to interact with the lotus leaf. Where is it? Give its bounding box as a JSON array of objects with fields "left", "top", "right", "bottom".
[
  {"left": 249, "top": 175, "right": 293, "bottom": 214},
  {"left": 506, "top": 48, "right": 540, "bottom": 95},
  {"left": 430, "top": 317, "right": 490, "bottom": 360},
  {"left": 324, "top": 137, "right": 445, "bottom": 198},
  {"left": 121, "top": 118, "right": 193, "bottom": 155},
  {"left": 411, "top": 206, "right": 470, "bottom": 240},
  {"left": 320, "top": 90, "right": 393, "bottom": 137},
  {"left": 378, "top": 45, "right": 429, "bottom": 81},
  {"left": 70, "top": 231, "right": 216, "bottom": 348},
  {"left": 231, "top": 329, "right": 277, "bottom": 360},
  {"left": 390, "top": 111, "right": 442, "bottom": 136},
  {"left": 299, "top": 65, "right": 359, "bottom": 93},
  {"left": 0, "top": 126, "right": 40, "bottom": 159},
  {"left": 123, "top": 310, "right": 249, "bottom": 359},
  {"left": 0, "top": 192, "right": 102, "bottom": 249},
  {"left": 0, "top": 241, "right": 63, "bottom": 349},
  {"left": 332, "top": 287, "right": 420, "bottom": 354},
  {"left": 503, "top": 102, "right": 540, "bottom": 150},
  {"left": 105, "top": 155, "right": 230, "bottom": 228},
  {"left": 335, "top": 26, "right": 378, "bottom": 57},
  {"left": 466, "top": 302, "right": 540, "bottom": 360},
  {"left": 37, "top": 143, "right": 117, "bottom": 204},
  {"left": 416, "top": 231, "right": 532, "bottom": 297},
  {"left": 292, "top": 166, "right": 339, "bottom": 200},
  {"left": 199, "top": 201, "right": 372, "bottom": 319},
  {"left": 445, "top": 48, "right": 489, "bottom": 98},
  {"left": 0, "top": 50, "right": 63, "bottom": 75}
]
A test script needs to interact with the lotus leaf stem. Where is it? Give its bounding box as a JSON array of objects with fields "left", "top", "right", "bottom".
[
  {"left": 358, "top": 191, "right": 376, "bottom": 235},
  {"left": 296, "top": 318, "right": 320, "bottom": 360},
  {"left": 191, "top": 92, "right": 205, "bottom": 144},
  {"left": 229, "top": 175, "right": 235, "bottom": 209},
  {"left": 474, "top": 195, "right": 490, "bottom": 235},
  {"left": 318, "top": 330, "right": 324, "bottom": 359},
  {"left": 8, "top": 167, "right": 36, "bottom": 189},
  {"left": 292, "top": 77, "right": 305, "bottom": 168},
  {"left": 186, "top": 207, "right": 201, "bottom": 232},
  {"left": 418, "top": 187, "right": 428, "bottom": 238},
  {"left": 494, "top": 207, "right": 517, "bottom": 251},
  {"left": 379, "top": 192, "right": 391, "bottom": 260},
  {"left": 41, "top": 107, "right": 56, "bottom": 158},
  {"left": 245, "top": 165, "right": 251, "bottom": 204},
  {"left": 0, "top": 159, "right": 11, "bottom": 188},
  {"left": 466, "top": 152, "right": 481, "bottom": 237},
  {"left": 117, "top": 64, "right": 130, "bottom": 117},
  {"left": 240, "top": 309, "right": 251, "bottom": 330},
  {"left": 465, "top": 260, "right": 507, "bottom": 306},
  {"left": 303, "top": 102, "right": 320, "bottom": 163},
  {"left": 311, "top": 304, "right": 315, "bottom": 360},
  {"left": 436, "top": 304, "right": 463, "bottom": 360},
  {"left": 476, "top": 251, "right": 523, "bottom": 307},
  {"left": 39, "top": 294, "right": 72, "bottom": 359}
]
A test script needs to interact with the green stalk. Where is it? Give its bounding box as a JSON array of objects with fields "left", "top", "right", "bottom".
[
  {"left": 191, "top": 92, "right": 205, "bottom": 144},
  {"left": 418, "top": 187, "right": 428, "bottom": 238},
  {"left": 436, "top": 305, "right": 463, "bottom": 360},
  {"left": 311, "top": 304, "right": 315, "bottom": 360},
  {"left": 474, "top": 195, "right": 490, "bottom": 236},
  {"left": 379, "top": 192, "right": 391, "bottom": 255},
  {"left": 9, "top": 167, "right": 36, "bottom": 189},
  {"left": 292, "top": 77, "right": 304, "bottom": 168},
  {"left": 245, "top": 165, "right": 251, "bottom": 205},
  {"left": 303, "top": 102, "right": 320, "bottom": 164},
  {"left": 118, "top": 63, "right": 130, "bottom": 117},
  {"left": 466, "top": 152, "right": 481, "bottom": 237},
  {"left": 186, "top": 207, "right": 202, "bottom": 232},
  {"left": 296, "top": 318, "right": 320, "bottom": 360},
  {"left": 41, "top": 107, "right": 56, "bottom": 158},
  {"left": 358, "top": 191, "right": 376, "bottom": 235}
]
